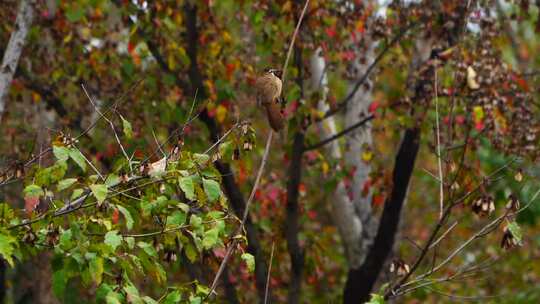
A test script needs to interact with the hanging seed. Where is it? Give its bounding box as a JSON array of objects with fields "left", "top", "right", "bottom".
[
  {"left": 232, "top": 148, "right": 240, "bottom": 160},
  {"left": 243, "top": 140, "right": 253, "bottom": 151},
  {"left": 472, "top": 195, "right": 495, "bottom": 216},
  {"left": 514, "top": 169, "right": 523, "bottom": 182},
  {"left": 506, "top": 194, "right": 520, "bottom": 212},
  {"left": 500, "top": 226, "right": 517, "bottom": 250},
  {"left": 212, "top": 151, "right": 222, "bottom": 162},
  {"left": 390, "top": 259, "right": 410, "bottom": 276}
]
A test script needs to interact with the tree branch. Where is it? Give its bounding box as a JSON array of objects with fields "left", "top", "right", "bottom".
[
  {"left": 285, "top": 132, "right": 305, "bottom": 304},
  {"left": 344, "top": 127, "right": 421, "bottom": 303},
  {"left": 320, "top": 23, "right": 414, "bottom": 121},
  {"left": 303, "top": 115, "right": 374, "bottom": 151}
]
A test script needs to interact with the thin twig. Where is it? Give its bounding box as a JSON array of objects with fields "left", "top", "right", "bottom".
[
  {"left": 74, "top": 144, "right": 104, "bottom": 180},
  {"left": 429, "top": 221, "right": 458, "bottom": 249},
  {"left": 207, "top": 131, "right": 274, "bottom": 297},
  {"left": 434, "top": 68, "right": 444, "bottom": 220},
  {"left": 281, "top": 0, "right": 310, "bottom": 85},
  {"left": 151, "top": 128, "right": 167, "bottom": 158},
  {"left": 203, "top": 123, "right": 240, "bottom": 155},
  {"left": 264, "top": 242, "right": 275, "bottom": 304},
  {"left": 303, "top": 115, "right": 374, "bottom": 151},
  {"left": 82, "top": 83, "right": 133, "bottom": 173},
  {"left": 321, "top": 23, "right": 415, "bottom": 120}
]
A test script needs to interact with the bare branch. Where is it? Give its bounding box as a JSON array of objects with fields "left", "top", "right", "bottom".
[{"left": 304, "top": 115, "right": 374, "bottom": 151}]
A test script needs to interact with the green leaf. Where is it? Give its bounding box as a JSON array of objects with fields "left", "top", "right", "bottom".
[
  {"left": 202, "top": 178, "right": 220, "bottom": 202},
  {"left": 0, "top": 233, "right": 17, "bottom": 266},
  {"left": 142, "top": 296, "right": 158, "bottom": 304},
  {"left": 116, "top": 205, "right": 134, "bottom": 230},
  {"left": 69, "top": 148, "right": 87, "bottom": 172},
  {"left": 53, "top": 146, "right": 70, "bottom": 161},
  {"left": 58, "top": 178, "right": 77, "bottom": 191},
  {"left": 59, "top": 229, "right": 73, "bottom": 250},
  {"left": 23, "top": 184, "right": 44, "bottom": 198},
  {"left": 241, "top": 253, "right": 255, "bottom": 273},
  {"left": 125, "top": 237, "right": 135, "bottom": 249},
  {"left": 508, "top": 221, "right": 523, "bottom": 245},
  {"left": 193, "top": 153, "right": 210, "bottom": 165},
  {"left": 163, "top": 290, "right": 182, "bottom": 304},
  {"left": 96, "top": 284, "right": 114, "bottom": 302},
  {"left": 120, "top": 115, "right": 133, "bottom": 139},
  {"left": 166, "top": 211, "right": 187, "bottom": 228},
  {"left": 123, "top": 283, "right": 143, "bottom": 304},
  {"left": 105, "top": 174, "right": 120, "bottom": 187},
  {"left": 105, "top": 231, "right": 122, "bottom": 251},
  {"left": 65, "top": 5, "right": 85, "bottom": 22},
  {"left": 71, "top": 188, "right": 84, "bottom": 200},
  {"left": 179, "top": 176, "right": 195, "bottom": 200},
  {"left": 90, "top": 184, "right": 108, "bottom": 205},
  {"left": 366, "top": 293, "right": 385, "bottom": 304},
  {"left": 35, "top": 161, "right": 67, "bottom": 186},
  {"left": 189, "top": 295, "right": 202, "bottom": 304},
  {"left": 89, "top": 256, "right": 104, "bottom": 285},
  {"left": 52, "top": 269, "right": 68, "bottom": 299},
  {"left": 106, "top": 291, "right": 124, "bottom": 304},
  {"left": 137, "top": 241, "right": 157, "bottom": 258},
  {"left": 202, "top": 227, "right": 220, "bottom": 250}
]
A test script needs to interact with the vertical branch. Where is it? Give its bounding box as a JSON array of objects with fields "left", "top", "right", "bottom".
[
  {"left": 434, "top": 68, "right": 444, "bottom": 219},
  {"left": 344, "top": 128, "right": 421, "bottom": 303},
  {"left": 285, "top": 132, "right": 305, "bottom": 304},
  {"left": 284, "top": 5, "right": 308, "bottom": 301},
  {"left": 0, "top": 0, "right": 35, "bottom": 122}
]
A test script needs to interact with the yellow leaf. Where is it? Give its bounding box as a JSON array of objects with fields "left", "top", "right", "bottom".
[
  {"left": 32, "top": 92, "right": 41, "bottom": 103},
  {"left": 322, "top": 161, "right": 329, "bottom": 175},
  {"left": 80, "top": 27, "right": 91, "bottom": 40},
  {"left": 63, "top": 32, "right": 73, "bottom": 43},
  {"left": 216, "top": 104, "right": 227, "bottom": 123},
  {"left": 361, "top": 150, "right": 373, "bottom": 162},
  {"left": 167, "top": 53, "right": 176, "bottom": 71},
  {"left": 209, "top": 42, "right": 220, "bottom": 57},
  {"left": 174, "top": 12, "right": 183, "bottom": 25},
  {"left": 473, "top": 106, "right": 484, "bottom": 122},
  {"left": 223, "top": 31, "right": 232, "bottom": 44},
  {"left": 282, "top": 1, "right": 292, "bottom": 12}
]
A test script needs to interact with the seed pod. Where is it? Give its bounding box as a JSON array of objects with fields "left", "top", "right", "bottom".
[
  {"left": 472, "top": 195, "right": 495, "bottom": 216},
  {"left": 390, "top": 259, "right": 410, "bottom": 276},
  {"left": 505, "top": 194, "right": 520, "bottom": 212}
]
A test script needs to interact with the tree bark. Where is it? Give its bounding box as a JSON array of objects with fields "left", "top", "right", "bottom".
[
  {"left": 343, "top": 128, "right": 420, "bottom": 303},
  {"left": 0, "top": 0, "right": 35, "bottom": 122},
  {"left": 285, "top": 132, "right": 305, "bottom": 304}
]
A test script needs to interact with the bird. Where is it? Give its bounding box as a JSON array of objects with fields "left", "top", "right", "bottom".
[{"left": 255, "top": 68, "right": 285, "bottom": 132}]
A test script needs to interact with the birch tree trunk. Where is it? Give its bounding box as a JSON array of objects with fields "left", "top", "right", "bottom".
[
  {"left": 0, "top": 0, "right": 35, "bottom": 122},
  {"left": 311, "top": 22, "right": 377, "bottom": 269}
]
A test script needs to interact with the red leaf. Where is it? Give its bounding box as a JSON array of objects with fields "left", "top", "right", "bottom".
[
  {"left": 361, "top": 179, "right": 372, "bottom": 197},
  {"left": 127, "top": 42, "right": 135, "bottom": 54},
  {"left": 368, "top": 101, "right": 379, "bottom": 114},
  {"left": 475, "top": 121, "right": 484, "bottom": 131},
  {"left": 325, "top": 26, "right": 336, "bottom": 38},
  {"left": 341, "top": 51, "right": 356, "bottom": 61},
  {"left": 24, "top": 196, "right": 40, "bottom": 216},
  {"left": 372, "top": 194, "right": 385, "bottom": 206},
  {"left": 112, "top": 208, "right": 120, "bottom": 224}
]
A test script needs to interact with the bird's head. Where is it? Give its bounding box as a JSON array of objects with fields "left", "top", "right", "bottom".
[{"left": 264, "top": 68, "right": 283, "bottom": 80}]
